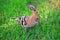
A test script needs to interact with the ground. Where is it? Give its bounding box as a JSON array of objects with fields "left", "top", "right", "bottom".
[{"left": 0, "top": 0, "right": 60, "bottom": 40}]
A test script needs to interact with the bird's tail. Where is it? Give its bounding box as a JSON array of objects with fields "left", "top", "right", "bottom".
[
  {"left": 12, "top": 18, "right": 19, "bottom": 21},
  {"left": 29, "top": 5, "right": 36, "bottom": 11}
]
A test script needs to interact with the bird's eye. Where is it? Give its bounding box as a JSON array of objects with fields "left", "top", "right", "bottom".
[{"left": 35, "top": 18, "right": 39, "bottom": 21}]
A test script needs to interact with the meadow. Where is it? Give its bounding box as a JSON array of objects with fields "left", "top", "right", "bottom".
[{"left": 0, "top": 0, "right": 60, "bottom": 40}]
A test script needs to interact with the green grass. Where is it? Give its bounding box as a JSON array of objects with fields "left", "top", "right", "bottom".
[{"left": 0, "top": 0, "right": 60, "bottom": 40}]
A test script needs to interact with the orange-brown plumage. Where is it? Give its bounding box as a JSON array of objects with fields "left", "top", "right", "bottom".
[
  {"left": 26, "top": 11, "right": 40, "bottom": 27},
  {"left": 12, "top": 5, "right": 40, "bottom": 28}
]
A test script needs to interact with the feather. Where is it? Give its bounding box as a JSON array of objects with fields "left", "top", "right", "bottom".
[{"left": 12, "top": 5, "right": 40, "bottom": 28}]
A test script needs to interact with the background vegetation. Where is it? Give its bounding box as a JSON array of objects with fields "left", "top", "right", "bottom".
[{"left": 0, "top": 0, "right": 60, "bottom": 40}]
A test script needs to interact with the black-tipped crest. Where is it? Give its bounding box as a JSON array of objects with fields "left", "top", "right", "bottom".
[{"left": 29, "top": 5, "right": 36, "bottom": 11}]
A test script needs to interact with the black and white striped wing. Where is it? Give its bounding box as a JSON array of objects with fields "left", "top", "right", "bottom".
[{"left": 19, "top": 16, "right": 30, "bottom": 27}]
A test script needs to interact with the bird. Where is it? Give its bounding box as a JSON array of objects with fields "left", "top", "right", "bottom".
[{"left": 12, "top": 5, "right": 40, "bottom": 28}]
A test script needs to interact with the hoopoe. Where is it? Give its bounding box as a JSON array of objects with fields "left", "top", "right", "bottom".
[{"left": 12, "top": 5, "right": 40, "bottom": 28}]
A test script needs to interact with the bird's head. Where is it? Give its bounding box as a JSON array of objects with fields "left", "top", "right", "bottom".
[{"left": 31, "top": 13, "right": 40, "bottom": 22}]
